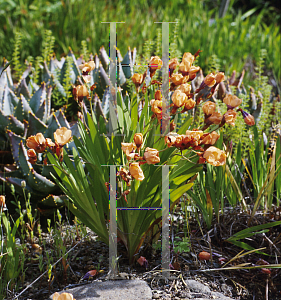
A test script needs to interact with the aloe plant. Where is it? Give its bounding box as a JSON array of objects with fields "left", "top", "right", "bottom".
[{"left": 0, "top": 45, "right": 137, "bottom": 211}]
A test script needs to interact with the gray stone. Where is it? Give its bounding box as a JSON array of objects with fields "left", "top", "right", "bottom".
[
  {"left": 211, "top": 291, "right": 235, "bottom": 300},
  {"left": 50, "top": 279, "right": 152, "bottom": 300},
  {"left": 184, "top": 279, "right": 211, "bottom": 294}
]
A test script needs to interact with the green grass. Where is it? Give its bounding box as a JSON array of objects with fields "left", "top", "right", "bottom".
[{"left": 0, "top": 0, "right": 280, "bottom": 87}]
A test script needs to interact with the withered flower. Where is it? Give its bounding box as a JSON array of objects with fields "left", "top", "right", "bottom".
[
  {"left": 134, "top": 133, "right": 143, "bottom": 150},
  {"left": 26, "top": 133, "right": 46, "bottom": 153},
  {"left": 73, "top": 85, "right": 89, "bottom": 101},
  {"left": 224, "top": 110, "right": 237, "bottom": 126},
  {"left": 207, "top": 112, "right": 223, "bottom": 125},
  {"left": 223, "top": 94, "right": 242, "bottom": 108},
  {"left": 143, "top": 147, "right": 160, "bottom": 164},
  {"left": 172, "top": 90, "right": 187, "bottom": 108},
  {"left": 171, "top": 73, "right": 189, "bottom": 86},
  {"left": 54, "top": 127, "right": 72, "bottom": 147},
  {"left": 177, "top": 83, "right": 191, "bottom": 95},
  {"left": 121, "top": 143, "right": 137, "bottom": 156},
  {"left": 203, "top": 146, "right": 226, "bottom": 166},
  {"left": 0, "top": 195, "right": 6, "bottom": 208},
  {"left": 129, "top": 162, "right": 144, "bottom": 181},
  {"left": 182, "top": 52, "right": 195, "bottom": 65},
  {"left": 202, "top": 101, "right": 216, "bottom": 116},
  {"left": 27, "top": 149, "right": 37, "bottom": 164},
  {"left": 165, "top": 134, "right": 177, "bottom": 147},
  {"left": 188, "top": 65, "right": 200, "bottom": 76},
  {"left": 185, "top": 130, "right": 204, "bottom": 146},
  {"left": 204, "top": 73, "right": 216, "bottom": 87},
  {"left": 200, "top": 131, "right": 220, "bottom": 145}
]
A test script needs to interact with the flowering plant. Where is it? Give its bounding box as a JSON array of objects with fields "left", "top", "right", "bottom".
[{"left": 46, "top": 51, "right": 255, "bottom": 262}]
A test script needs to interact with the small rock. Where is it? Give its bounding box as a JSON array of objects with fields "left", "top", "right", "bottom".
[
  {"left": 184, "top": 279, "right": 211, "bottom": 294},
  {"left": 152, "top": 294, "right": 160, "bottom": 299}
]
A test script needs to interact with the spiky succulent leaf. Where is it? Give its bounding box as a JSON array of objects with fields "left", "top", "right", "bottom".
[
  {"left": 7, "top": 116, "right": 25, "bottom": 136},
  {"left": 16, "top": 78, "right": 31, "bottom": 99},
  {"left": 27, "top": 168, "right": 58, "bottom": 194},
  {"left": 18, "top": 141, "right": 32, "bottom": 176},
  {"left": 15, "top": 94, "right": 31, "bottom": 122},
  {"left": 27, "top": 111, "right": 48, "bottom": 137},
  {"left": 8, "top": 130, "right": 25, "bottom": 166},
  {"left": 29, "top": 82, "right": 46, "bottom": 113}
]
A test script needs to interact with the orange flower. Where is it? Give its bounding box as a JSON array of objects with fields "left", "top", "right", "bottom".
[
  {"left": 54, "top": 127, "right": 72, "bottom": 147},
  {"left": 53, "top": 292, "right": 76, "bottom": 300},
  {"left": 121, "top": 143, "right": 137, "bottom": 155},
  {"left": 165, "top": 134, "right": 177, "bottom": 147},
  {"left": 26, "top": 133, "right": 46, "bottom": 153},
  {"left": 73, "top": 85, "right": 89, "bottom": 101},
  {"left": 204, "top": 73, "right": 216, "bottom": 87},
  {"left": 132, "top": 73, "right": 143, "bottom": 86},
  {"left": 169, "top": 58, "right": 179, "bottom": 72},
  {"left": 143, "top": 147, "right": 160, "bottom": 164},
  {"left": 182, "top": 52, "right": 195, "bottom": 65},
  {"left": 172, "top": 90, "right": 187, "bottom": 108},
  {"left": 215, "top": 72, "right": 225, "bottom": 83},
  {"left": 224, "top": 110, "right": 237, "bottom": 126},
  {"left": 207, "top": 112, "right": 223, "bottom": 125},
  {"left": 202, "top": 101, "right": 216, "bottom": 116},
  {"left": 134, "top": 133, "right": 143, "bottom": 149},
  {"left": 203, "top": 146, "right": 226, "bottom": 166},
  {"left": 171, "top": 73, "right": 189, "bottom": 86},
  {"left": 149, "top": 56, "right": 162, "bottom": 70},
  {"left": 200, "top": 131, "right": 220, "bottom": 145},
  {"left": 183, "top": 98, "right": 196, "bottom": 111},
  {"left": 154, "top": 90, "right": 162, "bottom": 100},
  {"left": 223, "top": 94, "right": 242, "bottom": 108},
  {"left": 185, "top": 130, "right": 204, "bottom": 146},
  {"left": 177, "top": 83, "right": 191, "bottom": 95},
  {"left": 0, "top": 195, "right": 5, "bottom": 208},
  {"left": 188, "top": 65, "right": 200, "bottom": 76},
  {"left": 150, "top": 99, "right": 162, "bottom": 114},
  {"left": 27, "top": 149, "right": 37, "bottom": 164},
  {"left": 79, "top": 61, "right": 95, "bottom": 74},
  {"left": 129, "top": 162, "right": 144, "bottom": 181}
]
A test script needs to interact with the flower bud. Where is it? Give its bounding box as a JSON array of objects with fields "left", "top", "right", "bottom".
[
  {"left": 129, "top": 162, "right": 144, "bottom": 181},
  {"left": 204, "top": 73, "right": 216, "bottom": 87},
  {"left": 132, "top": 73, "right": 143, "bottom": 86},
  {"left": 0, "top": 195, "right": 6, "bottom": 208},
  {"left": 239, "top": 109, "right": 255, "bottom": 126},
  {"left": 154, "top": 90, "right": 162, "bottom": 100},
  {"left": 198, "top": 251, "right": 211, "bottom": 261},
  {"left": 21, "top": 180, "right": 26, "bottom": 188},
  {"left": 134, "top": 133, "right": 143, "bottom": 149}
]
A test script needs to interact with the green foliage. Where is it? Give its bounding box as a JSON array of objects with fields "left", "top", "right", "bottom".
[
  {"left": 42, "top": 30, "right": 55, "bottom": 63},
  {"left": 12, "top": 31, "right": 22, "bottom": 80},
  {"left": 81, "top": 40, "right": 89, "bottom": 62}
]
